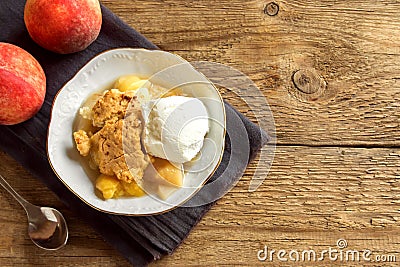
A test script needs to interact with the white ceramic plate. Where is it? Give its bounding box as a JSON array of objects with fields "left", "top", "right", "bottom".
[{"left": 47, "top": 48, "right": 226, "bottom": 215}]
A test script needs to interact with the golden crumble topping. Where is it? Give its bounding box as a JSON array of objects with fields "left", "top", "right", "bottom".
[{"left": 73, "top": 89, "right": 148, "bottom": 185}]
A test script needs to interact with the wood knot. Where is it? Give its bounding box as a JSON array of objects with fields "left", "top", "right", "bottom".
[
  {"left": 264, "top": 2, "right": 279, "bottom": 16},
  {"left": 292, "top": 69, "right": 326, "bottom": 94}
]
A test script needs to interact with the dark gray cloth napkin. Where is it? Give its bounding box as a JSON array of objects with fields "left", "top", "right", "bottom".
[{"left": 0, "top": 1, "right": 269, "bottom": 266}]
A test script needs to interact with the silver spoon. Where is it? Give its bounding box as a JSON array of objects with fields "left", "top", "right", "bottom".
[{"left": 0, "top": 173, "right": 68, "bottom": 250}]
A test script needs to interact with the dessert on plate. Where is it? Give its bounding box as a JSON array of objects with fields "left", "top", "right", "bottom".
[{"left": 73, "top": 75, "right": 209, "bottom": 200}]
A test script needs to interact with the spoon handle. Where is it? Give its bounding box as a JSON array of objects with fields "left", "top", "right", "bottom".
[{"left": 0, "top": 173, "right": 32, "bottom": 209}]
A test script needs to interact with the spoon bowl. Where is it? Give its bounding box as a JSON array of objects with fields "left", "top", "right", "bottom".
[
  {"left": 0, "top": 173, "right": 68, "bottom": 250},
  {"left": 28, "top": 206, "right": 68, "bottom": 250}
]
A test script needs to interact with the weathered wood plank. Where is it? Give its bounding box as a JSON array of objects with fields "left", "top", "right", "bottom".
[
  {"left": 1, "top": 144, "right": 400, "bottom": 265},
  {"left": 102, "top": 0, "right": 400, "bottom": 146},
  {"left": 156, "top": 145, "right": 400, "bottom": 266}
]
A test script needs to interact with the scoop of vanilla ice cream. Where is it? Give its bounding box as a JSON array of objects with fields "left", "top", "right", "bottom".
[{"left": 142, "top": 96, "right": 209, "bottom": 163}]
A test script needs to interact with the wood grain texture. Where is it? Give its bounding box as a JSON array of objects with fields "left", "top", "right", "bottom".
[
  {"left": 1, "top": 145, "right": 400, "bottom": 266},
  {"left": 1, "top": 0, "right": 400, "bottom": 266},
  {"left": 102, "top": 0, "right": 400, "bottom": 146}
]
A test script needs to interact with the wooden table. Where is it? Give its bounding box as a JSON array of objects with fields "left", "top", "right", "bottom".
[{"left": 1, "top": 0, "right": 400, "bottom": 266}]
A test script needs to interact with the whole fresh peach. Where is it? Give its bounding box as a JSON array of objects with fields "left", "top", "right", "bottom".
[
  {"left": 0, "top": 43, "right": 46, "bottom": 125},
  {"left": 24, "top": 0, "right": 102, "bottom": 54}
]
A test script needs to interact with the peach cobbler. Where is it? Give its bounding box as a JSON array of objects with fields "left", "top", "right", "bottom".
[{"left": 73, "top": 75, "right": 208, "bottom": 200}]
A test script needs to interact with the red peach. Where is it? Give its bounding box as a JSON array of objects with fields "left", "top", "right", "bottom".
[
  {"left": 0, "top": 42, "right": 46, "bottom": 125},
  {"left": 24, "top": 0, "right": 102, "bottom": 54}
]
